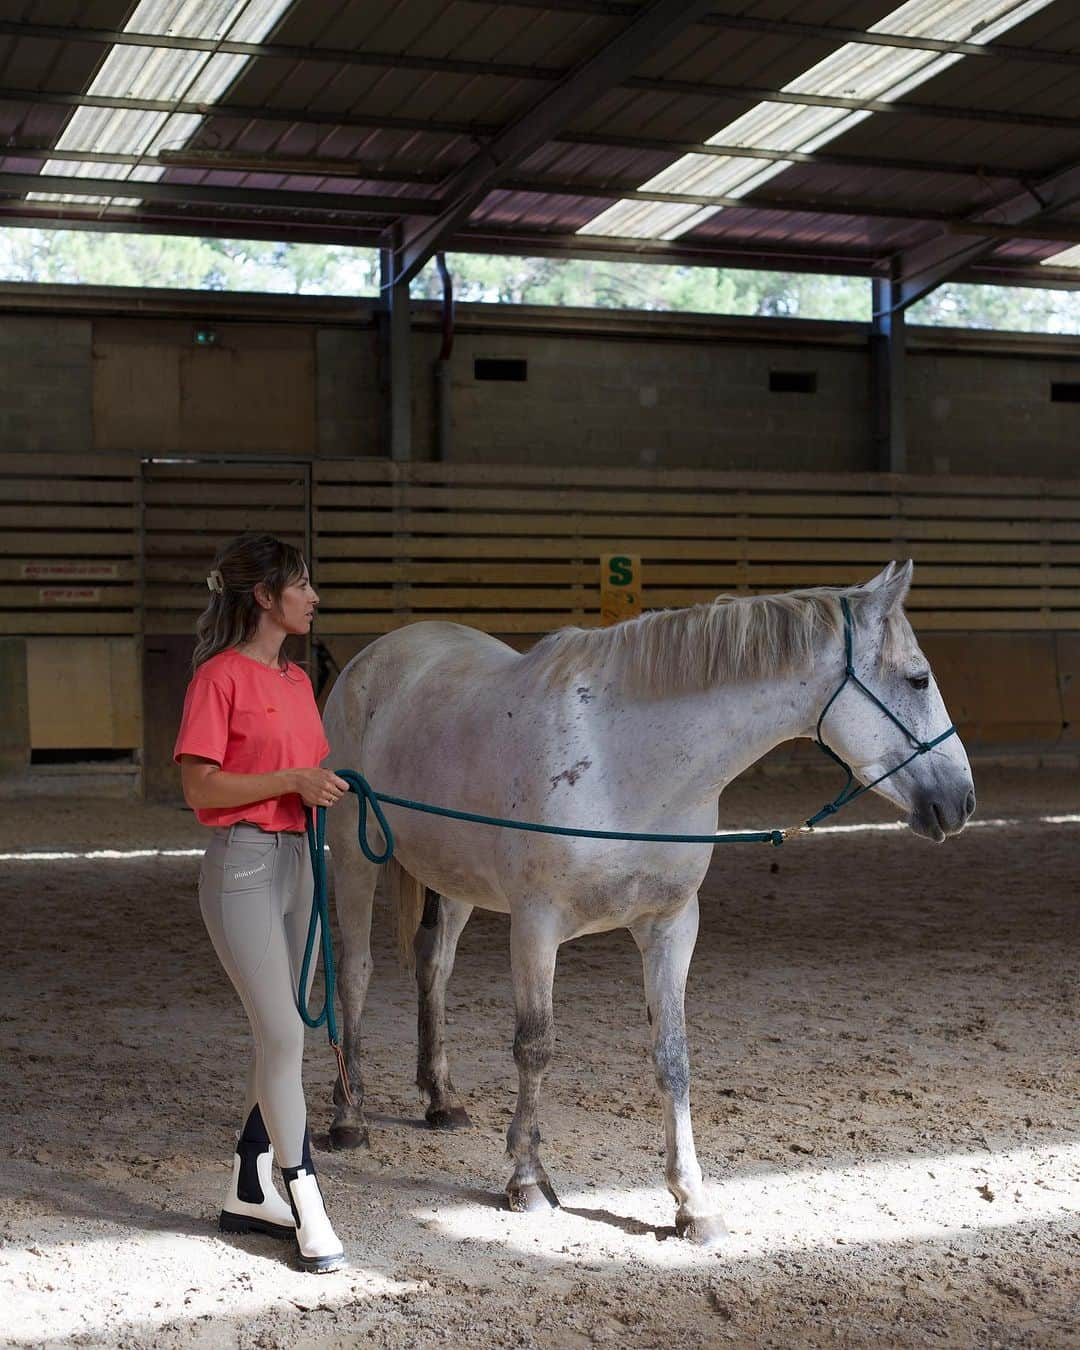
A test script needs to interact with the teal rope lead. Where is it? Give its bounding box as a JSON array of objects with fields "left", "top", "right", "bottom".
[
  {"left": 298, "top": 597, "right": 958, "bottom": 1067},
  {"left": 299, "top": 776, "right": 784, "bottom": 1062},
  {"left": 325, "top": 767, "right": 785, "bottom": 865}
]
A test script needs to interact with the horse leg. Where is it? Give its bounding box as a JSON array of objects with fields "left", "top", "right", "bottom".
[
  {"left": 505, "top": 909, "right": 561, "bottom": 1213},
  {"left": 414, "top": 892, "right": 474, "bottom": 1130},
  {"left": 326, "top": 806, "right": 379, "bottom": 1150},
  {"left": 631, "top": 895, "right": 727, "bottom": 1247}
]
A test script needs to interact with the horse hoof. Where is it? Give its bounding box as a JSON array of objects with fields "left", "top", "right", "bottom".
[
  {"left": 675, "top": 1212, "right": 728, "bottom": 1247},
  {"left": 328, "top": 1124, "right": 370, "bottom": 1151},
  {"left": 506, "top": 1182, "right": 559, "bottom": 1214},
  {"left": 426, "top": 1105, "right": 472, "bottom": 1131}
]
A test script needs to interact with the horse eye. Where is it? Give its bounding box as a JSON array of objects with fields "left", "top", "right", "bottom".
[{"left": 908, "top": 675, "right": 930, "bottom": 691}]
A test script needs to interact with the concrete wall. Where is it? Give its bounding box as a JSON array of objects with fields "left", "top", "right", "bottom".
[
  {"left": 0, "top": 316, "right": 92, "bottom": 451},
  {"left": 0, "top": 291, "right": 1079, "bottom": 476},
  {"left": 908, "top": 348, "right": 1080, "bottom": 476},
  {"left": 414, "top": 327, "right": 870, "bottom": 471}
]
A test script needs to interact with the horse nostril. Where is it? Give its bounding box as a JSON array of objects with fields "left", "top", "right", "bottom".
[{"left": 964, "top": 789, "right": 976, "bottom": 817}]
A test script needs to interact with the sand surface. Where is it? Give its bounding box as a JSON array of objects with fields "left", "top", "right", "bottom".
[{"left": 1, "top": 766, "right": 1078, "bottom": 1348}]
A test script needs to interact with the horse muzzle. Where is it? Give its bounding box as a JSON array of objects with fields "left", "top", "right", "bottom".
[{"left": 908, "top": 785, "right": 976, "bottom": 842}]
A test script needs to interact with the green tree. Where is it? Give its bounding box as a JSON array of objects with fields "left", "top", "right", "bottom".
[{"left": 4, "top": 224, "right": 1080, "bottom": 332}]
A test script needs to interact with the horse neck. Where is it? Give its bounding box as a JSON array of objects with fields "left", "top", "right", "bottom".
[{"left": 628, "top": 647, "right": 841, "bottom": 806}]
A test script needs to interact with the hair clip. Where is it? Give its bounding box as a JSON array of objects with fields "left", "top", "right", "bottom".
[{"left": 206, "top": 569, "right": 225, "bottom": 594}]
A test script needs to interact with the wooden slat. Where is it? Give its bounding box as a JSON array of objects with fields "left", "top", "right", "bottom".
[
  {"left": 3, "top": 479, "right": 137, "bottom": 504},
  {"left": 0, "top": 506, "right": 135, "bottom": 530},
  {"left": 315, "top": 534, "right": 1080, "bottom": 564},
  {"left": 311, "top": 561, "right": 1080, "bottom": 587},
  {"left": 144, "top": 461, "right": 307, "bottom": 481},
  {"left": 315, "top": 510, "right": 1080, "bottom": 542},
  {"left": 314, "top": 485, "right": 899, "bottom": 517},
  {"left": 0, "top": 612, "right": 137, "bottom": 635},
  {"left": 315, "top": 484, "right": 1080, "bottom": 522},
  {"left": 144, "top": 506, "right": 306, "bottom": 532},
  {"left": 315, "top": 460, "right": 1080, "bottom": 499},
  {"left": 142, "top": 533, "right": 306, "bottom": 556},
  {"left": 0, "top": 532, "right": 138, "bottom": 556},
  {"left": 142, "top": 481, "right": 302, "bottom": 507},
  {"left": 0, "top": 452, "right": 138, "bottom": 477}
]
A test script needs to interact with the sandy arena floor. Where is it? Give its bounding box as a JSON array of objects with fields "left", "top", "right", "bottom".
[{"left": 1, "top": 764, "right": 1078, "bottom": 1349}]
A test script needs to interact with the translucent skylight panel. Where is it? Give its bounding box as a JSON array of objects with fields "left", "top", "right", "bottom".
[
  {"left": 1041, "top": 245, "right": 1080, "bottom": 268},
  {"left": 579, "top": 0, "right": 1056, "bottom": 241},
  {"left": 28, "top": 0, "right": 294, "bottom": 207}
]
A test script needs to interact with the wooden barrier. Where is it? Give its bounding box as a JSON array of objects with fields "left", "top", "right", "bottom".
[
  {"left": 1, "top": 455, "right": 1077, "bottom": 759},
  {"left": 313, "top": 461, "right": 1080, "bottom": 635},
  {"left": 141, "top": 459, "right": 309, "bottom": 634},
  {"left": 0, "top": 452, "right": 141, "bottom": 756},
  {"left": 0, "top": 452, "right": 140, "bottom": 635}
]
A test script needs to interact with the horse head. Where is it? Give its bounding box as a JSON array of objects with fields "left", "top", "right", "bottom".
[{"left": 819, "top": 561, "right": 975, "bottom": 842}]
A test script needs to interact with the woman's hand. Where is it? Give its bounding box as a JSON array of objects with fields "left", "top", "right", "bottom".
[{"left": 291, "top": 767, "right": 350, "bottom": 809}]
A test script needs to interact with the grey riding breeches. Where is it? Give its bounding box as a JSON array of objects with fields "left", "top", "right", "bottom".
[{"left": 199, "top": 823, "right": 318, "bottom": 1170}]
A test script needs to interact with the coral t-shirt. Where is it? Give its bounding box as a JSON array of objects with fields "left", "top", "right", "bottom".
[{"left": 173, "top": 649, "right": 330, "bottom": 832}]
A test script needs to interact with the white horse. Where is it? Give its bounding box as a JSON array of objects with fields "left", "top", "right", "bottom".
[{"left": 321, "top": 561, "right": 974, "bottom": 1244}]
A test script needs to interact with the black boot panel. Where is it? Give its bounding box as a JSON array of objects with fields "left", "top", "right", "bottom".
[
  {"left": 239, "top": 1103, "right": 271, "bottom": 1149},
  {"left": 235, "top": 1138, "right": 267, "bottom": 1205}
]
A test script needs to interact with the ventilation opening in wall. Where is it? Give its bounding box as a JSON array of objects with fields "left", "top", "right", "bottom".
[
  {"left": 769, "top": 370, "right": 817, "bottom": 394},
  {"left": 1050, "top": 381, "right": 1080, "bottom": 403},
  {"left": 30, "top": 748, "right": 134, "bottom": 765},
  {"left": 475, "top": 358, "right": 527, "bottom": 382}
]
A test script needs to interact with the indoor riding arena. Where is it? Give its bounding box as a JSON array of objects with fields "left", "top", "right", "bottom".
[{"left": 1, "top": 3, "right": 1079, "bottom": 1348}]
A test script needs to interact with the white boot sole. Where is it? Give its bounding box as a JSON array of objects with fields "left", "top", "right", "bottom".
[{"left": 296, "top": 1246, "right": 347, "bottom": 1273}]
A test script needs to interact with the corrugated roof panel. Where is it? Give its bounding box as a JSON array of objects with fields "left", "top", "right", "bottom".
[
  {"left": 25, "top": 0, "right": 295, "bottom": 203},
  {"left": 3, "top": 0, "right": 1080, "bottom": 285},
  {"left": 578, "top": 0, "right": 1057, "bottom": 240}
]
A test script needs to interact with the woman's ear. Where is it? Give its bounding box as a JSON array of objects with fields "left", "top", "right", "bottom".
[{"left": 253, "top": 581, "right": 273, "bottom": 611}]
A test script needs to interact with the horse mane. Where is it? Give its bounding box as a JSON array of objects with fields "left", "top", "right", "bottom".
[{"left": 526, "top": 585, "right": 915, "bottom": 697}]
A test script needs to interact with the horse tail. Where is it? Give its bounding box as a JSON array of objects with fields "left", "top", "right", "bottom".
[{"left": 385, "top": 857, "right": 425, "bottom": 973}]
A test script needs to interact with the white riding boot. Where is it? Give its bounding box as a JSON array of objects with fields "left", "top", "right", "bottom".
[
  {"left": 219, "top": 1139, "right": 296, "bottom": 1240},
  {"left": 284, "top": 1168, "right": 347, "bottom": 1273}
]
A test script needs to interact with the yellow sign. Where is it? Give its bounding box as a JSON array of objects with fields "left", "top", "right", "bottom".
[{"left": 600, "top": 554, "right": 642, "bottom": 626}]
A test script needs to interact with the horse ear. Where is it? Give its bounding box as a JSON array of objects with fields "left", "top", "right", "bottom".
[
  {"left": 862, "top": 561, "right": 896, "bottom": 593},
  {"left": 865, "top": 559, "right": 913, "bottom": 614}
]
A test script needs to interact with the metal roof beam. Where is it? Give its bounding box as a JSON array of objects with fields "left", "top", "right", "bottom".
[
  {"left": 0, "top": 19, "right": 550, "bottom": 83},
  {"left": 489, "top": 4, "right": 1080, "bottom": 68},
  {"left": 0, "top": 135, "right": 1032, "bottom": 191},
  {"left": 387, "top": 0, "right": 721, "bottom": 287},
  {"left": 0, "top": 202, "right": 880, "bottom": 273},
  {"left": 3, "top": 201, "right": 1079, "bottom": 291},
  {"left": 6, "top": 84, "right": 1074, "bottom": 155},
  {"left": 889, "top": 161, "right": 1080, "bottom": 312},
  {"left": 0, "top": 144, "right": 961, "bottom": 224},
  {"left": 156, "top": 141, "right": 1028, "bottom": 186},
  {"left": 704, "top": 12, "right": 1080, "bottom": 68},
  {"left": 0, "top": 169, "right": 441, "bottom": 218},
  {"left": 5, "top": 13, "right": 1077, "bottom": 81},
  {"left": 3, "top": 57, "right": 1077, "bottom": 136}
]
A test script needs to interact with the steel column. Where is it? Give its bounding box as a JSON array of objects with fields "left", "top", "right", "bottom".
[
  {"left": 871, "top": 278, "right": 906, "bottom": 474},
  {"left": 381, "top": 251, "right": 413, "bottom": 462}
]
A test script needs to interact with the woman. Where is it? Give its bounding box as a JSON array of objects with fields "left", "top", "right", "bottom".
[{"left": 174, "top": 532, "right": 350, "bottom": 1273}]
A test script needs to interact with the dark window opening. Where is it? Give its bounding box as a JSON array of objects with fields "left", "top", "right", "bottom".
[
  {"left": 30, "top": 748, "right": 134, "bottom": 765},
  {"left": 769, "top": 370, "right": 817, "bottom": 394},
  {"left": 1051, "top": 382, "right": 1080, "bottom": 403},
  {"left": 475, "top": 358, "right": 527, "bottom": 382}
]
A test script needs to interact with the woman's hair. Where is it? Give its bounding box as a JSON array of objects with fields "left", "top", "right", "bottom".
[{"left": 192, "top": 533, "right": 306, "bottom": 670}]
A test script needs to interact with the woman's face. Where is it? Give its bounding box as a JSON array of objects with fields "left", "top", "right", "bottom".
[{"left": 274, "top": 567, "right": 319, "bottom": 635}]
